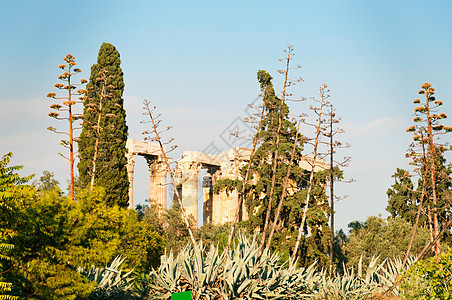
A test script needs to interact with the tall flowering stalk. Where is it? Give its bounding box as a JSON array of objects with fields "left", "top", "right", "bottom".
[
  {"left": 142, "top": 100, "right": 197, "bottom": 245},
  {"left": 291, "top": 84, "right": 329, "bottom": 262},
  {"left": 406, "top": 82, "right": 452, "bottom": 257},
  {"left": 47, "top": 54, "right": 87, "bottom": 200}
]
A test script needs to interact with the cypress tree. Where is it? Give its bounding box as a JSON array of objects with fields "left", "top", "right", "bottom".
[{"left": 78, "top": 43, "right": 129, "bottom": 207}]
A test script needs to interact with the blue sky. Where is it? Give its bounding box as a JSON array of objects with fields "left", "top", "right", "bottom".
[{"left": 1, "top": 0, "right": 452, "bottom": 230}]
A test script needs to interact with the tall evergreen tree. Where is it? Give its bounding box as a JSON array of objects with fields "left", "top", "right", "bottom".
[
  {"left": 78, "top": 43, "right": 129, "bottom": 207},
  {"left": 249, "top": 70, "right": 330, "bottom": 266},
  {"left": 386, "top": 156, "right": 452, "bottom": 243}
]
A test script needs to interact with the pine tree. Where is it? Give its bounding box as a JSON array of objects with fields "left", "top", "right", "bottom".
[
  {"left": 386, "top": 168, "right": 419, "bottom": 224},
  {"left": 78, "top": 43, "right": 129, "bottom": 207}
]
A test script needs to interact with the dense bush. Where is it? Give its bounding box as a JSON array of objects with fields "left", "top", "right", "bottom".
[
  {"left": 0, "top": 184, "right": 164, "bottom": 299},
  {"left": 345, "top": 216, "right": 432, "bottom": 267},
  {"left": 401, "top": 250, "right": 452, "bottom": 299}
]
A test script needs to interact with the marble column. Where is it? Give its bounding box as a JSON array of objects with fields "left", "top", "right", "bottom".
[
  {"left": 179, "top": 162, "right": 202, "bottom": 226},
  {"left": 146, "top": 157, "right": 167, "bottom": 210},
  {"left": 202, "top": 175, "right": 213, "bottom": 224},
  {"left": 126, "top": 152, "right": 137, "bottom": 209}
]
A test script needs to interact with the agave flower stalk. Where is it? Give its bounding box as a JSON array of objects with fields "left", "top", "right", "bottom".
[
  {"left": 141, "top": 100, "right": 196, "bottom": 245},
  {"left": 259, "top": 45, "right": 298, "bottom": 255},
  {"left": 47, "top": 54, "right": 87, "bottom": 200},
  {"left": 323, "top": 102, "right": 351, "bottom": 276},
  {"left": 406, "top": 82, "right": 452, "bottom": 257},
  {"left": 291, "top": 84, "right": 329, "bottom": 262}
]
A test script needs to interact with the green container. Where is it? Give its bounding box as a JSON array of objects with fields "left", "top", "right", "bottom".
[{"left": 171, "top": 291, "right": 192, "bottom": 300}]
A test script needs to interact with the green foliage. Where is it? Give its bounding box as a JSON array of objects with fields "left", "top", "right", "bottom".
[
  {"left": 212, "top": 178, "right": 241, "bottom": 196},
  {"left": 160, "top": 202, "right": 196, "bottom": 254},
  {"left": 137, "top": 201, "right": 164, "bottom": 237},
  {"left": 331, "top": 229, "right": 348, "bottom": 273},
  {"left": 139, "top": 201, "right": 233, "bottom": 255},
  {"left": 401, "top": 249, "right": 452, "bottom": 299},
  {"left": 25, "top": 258, "right": 94, "bottom": 299},
  {"left": 247, "top": 70, "right": 305, "bottom": 232},
  {"left": 0, "top": 185, "right": 164, "bottom": 298},
  {"left": 117, "top": 209, "right": 165, "bottom": 273},
  {"left": 348, "top": 220, "right": 365, "bottom": 233},
  {"left": 386, "top": 168, "right": 420, "bottom": 224},
  {"left": 344, "top": 216, "right": 431, "bottom": 267},
  {"left": 78, "top": 42, "right": 129, "bottom": 207},
  {"left": 197, "top": 222, "right": 231, "bottom": 253},
  {"left": 33, "top": 170, "right": 60, "bottom": 194},
  {"left": 0, "top": 153, "right": 31, "bottom": 300},
  {"left": 387, "top": 155, "right": 452, "bottom": 244},
  {"left": 419, "top": 150, "right": 452, "bottom": 244}
]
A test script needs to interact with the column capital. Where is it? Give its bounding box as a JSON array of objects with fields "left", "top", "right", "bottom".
[
  {"left": 178, "top": 161, "right": 202, "bottom": 182},
  {"left": 126, "top": 152, "right": 137, "bottom": 172}
]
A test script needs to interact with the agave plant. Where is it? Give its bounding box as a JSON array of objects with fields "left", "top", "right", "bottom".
[
  {"left": 139, "top": 233, "right": 416, "bottom": 300},
  {"left": 313, "top": 255, "right": 417, "bottom": 299},
  {"left": 78, "top": 255, "right": 135, "bottom": 299},
  {"left": 314, "top": 257, "right": 379, "bottom": 299},
  {"left": 140, "top": 233, "right": 321, "bottom": 299},
  {"left": 376, "top": 255, "right": 417, "bottom": 295}
]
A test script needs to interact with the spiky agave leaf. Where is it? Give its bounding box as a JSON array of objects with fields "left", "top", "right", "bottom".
[{"left": 78, "top": 255, "right": 134, "bottom": 299}]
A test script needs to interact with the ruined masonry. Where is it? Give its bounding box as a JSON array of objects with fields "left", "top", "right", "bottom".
[{"left": 126, "top": 139, "right": 327, "bottom": 226}]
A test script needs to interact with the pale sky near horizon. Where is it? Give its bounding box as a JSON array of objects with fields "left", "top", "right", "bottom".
[{"left": 1, "top": 0, "right": 452, "bottom": 231}]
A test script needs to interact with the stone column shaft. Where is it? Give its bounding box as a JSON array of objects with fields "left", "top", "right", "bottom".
[
  {"left": 149, "top": 161, "right": 167, "bottom": 210},
  {"left": 182, "top": 177, "right": 198, "bottom": 225},
  {"left": 126, "top": 153, "right": 137, "bottom": 209},
  {"left": 179, "top": 162, "right": 202, "bottom": 226},
  {"left": 202, "top": 175, "right": 213, "bottom": 224}
]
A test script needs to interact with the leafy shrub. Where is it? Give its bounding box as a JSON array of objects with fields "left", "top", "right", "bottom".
[{"left": 401, "top": 250, "right": 452, "bottom": 300}]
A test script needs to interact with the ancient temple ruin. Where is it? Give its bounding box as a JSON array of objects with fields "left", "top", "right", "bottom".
[
  {"left": 126, "top": 139, "right": 327, "bottom": 226},
  {"left": 175, "top": 148, "right": 251, "bottom": 225},
  {"left": 126, "top": 139, "right": 167, "bottom": 210}
]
